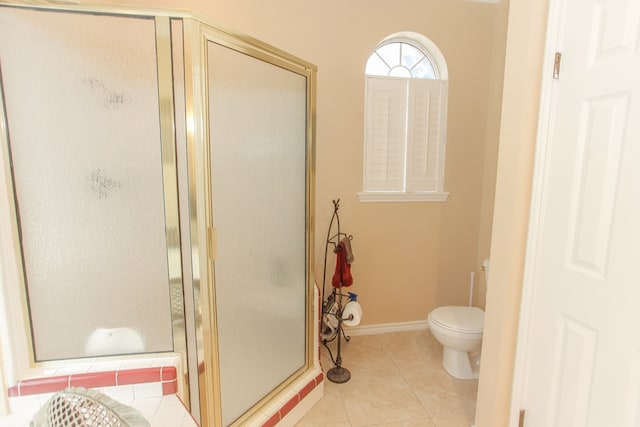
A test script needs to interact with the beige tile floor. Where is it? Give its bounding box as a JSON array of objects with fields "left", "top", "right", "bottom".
[{"left": 296, "top": 329, "right": 478, "bottom": 427}]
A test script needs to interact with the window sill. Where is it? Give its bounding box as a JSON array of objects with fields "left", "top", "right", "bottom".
[{"left": 357, "top": 191, "right": 449, "bottom": 202}]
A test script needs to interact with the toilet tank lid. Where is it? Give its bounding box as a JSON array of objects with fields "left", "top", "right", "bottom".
[{"left": 429, "top": 306, "right": 484, "bottom": 333}]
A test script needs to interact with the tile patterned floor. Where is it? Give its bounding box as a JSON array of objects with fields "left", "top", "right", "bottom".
[{"left": 296, "top": 329, "right": 478, "bottom": 427}]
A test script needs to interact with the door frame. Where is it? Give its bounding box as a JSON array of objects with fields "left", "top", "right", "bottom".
[{"left": 509, "top": 0, "right": 570, "bottom": 423}]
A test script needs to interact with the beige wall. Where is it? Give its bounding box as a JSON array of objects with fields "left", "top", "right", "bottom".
[
  {"left": 191, "top": 0, "right": 507, "bottom": 325},
  {"left": 474, "top": 1, "right": 509, "bottom": 309},
  {"left": 77, "top": 0, "right": 505, "bottom": 324},
  {"left": 82, "top": 0, "right": 506, "bottom": 325}
]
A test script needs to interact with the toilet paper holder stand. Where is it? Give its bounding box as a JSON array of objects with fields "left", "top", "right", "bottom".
[{"left": 321, "top": 199, "right": 357, "bottom": 384}]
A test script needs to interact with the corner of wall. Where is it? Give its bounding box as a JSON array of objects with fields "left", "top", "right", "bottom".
[{"left": 474, "top": 0, "right": 550, "bottom": 425}]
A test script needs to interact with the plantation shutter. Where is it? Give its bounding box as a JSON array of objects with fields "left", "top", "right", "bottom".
[
  {"left": 406, "top": 79, "right": 448, "bottom": 192},
  {"left": 364, "top": 76, "right": 407, "bottom": 191}
]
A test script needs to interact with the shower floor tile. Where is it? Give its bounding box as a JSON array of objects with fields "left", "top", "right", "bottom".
[{"left": 296, "top": 329, "right": 478, "bottom": 427}]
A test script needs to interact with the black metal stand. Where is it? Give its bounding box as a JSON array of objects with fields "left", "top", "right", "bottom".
[{"left": 321, "top": 199, "right": 352, "bottom": 384}]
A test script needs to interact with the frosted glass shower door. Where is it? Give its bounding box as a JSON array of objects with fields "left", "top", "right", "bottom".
[
  {"left": 207, "top": 42, "right": 308, "bottom": 425},
  {"left": 0, "top": 8, "right": 174, "bottom": 360}
]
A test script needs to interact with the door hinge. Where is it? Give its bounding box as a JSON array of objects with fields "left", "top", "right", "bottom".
[
  {"left": 553, "top": 52, "right": 562, "bottom": 79},
  {"left": 519, "top": 409, "right": 526, "bottom": 427}
]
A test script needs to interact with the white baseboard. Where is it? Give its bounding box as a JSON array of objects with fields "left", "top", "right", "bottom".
[{"left": 343, "top": 320, "right": 430, "bottom": 336}]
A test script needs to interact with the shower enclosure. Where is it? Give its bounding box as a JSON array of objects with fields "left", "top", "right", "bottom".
[{"left": 0, "top": 3, "right": 316, "bottom": 426}]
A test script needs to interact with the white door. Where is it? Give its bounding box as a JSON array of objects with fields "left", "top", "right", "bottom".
[{"left": 515, "top": 0, "right": 640, "bottom": 425}]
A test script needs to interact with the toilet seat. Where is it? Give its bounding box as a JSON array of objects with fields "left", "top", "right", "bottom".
[{"left": 428, "top": 306, "right": 484, "bottom": 334}]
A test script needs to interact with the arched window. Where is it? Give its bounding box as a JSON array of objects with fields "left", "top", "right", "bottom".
[
  {"left": 365, "top": 41, "right": 438, "bottom": 79},
  {"left": 359, "top": 33, "right": 449, "bottom": 202}
]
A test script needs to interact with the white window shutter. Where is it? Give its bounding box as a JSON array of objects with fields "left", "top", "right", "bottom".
[
  {"left": 406, "top": 79, "right": 447, "bottom": 192},
  {"left": 364, "top": 77, "right": 408, "bottom": 191}
]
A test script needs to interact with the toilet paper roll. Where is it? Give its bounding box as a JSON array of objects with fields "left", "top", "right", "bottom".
[
  {"left": 342, "top": 301, "right": 363, "bottom": 327},
  {"left": 321, "top": 321, "right": 337, "bottom": 340}
]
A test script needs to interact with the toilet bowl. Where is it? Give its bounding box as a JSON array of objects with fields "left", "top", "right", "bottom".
[
  {"left": 428, "top": 306, "right": 484, "bottom": 379},
  {"left": 428, "top": 259, "right": 489, "bottom": 380}
]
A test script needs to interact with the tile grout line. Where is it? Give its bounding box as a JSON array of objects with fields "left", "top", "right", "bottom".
[{"left": 387, "top": 335, "right": 439, "bottom": 426}]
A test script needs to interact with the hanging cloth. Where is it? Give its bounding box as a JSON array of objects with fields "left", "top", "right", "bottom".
[
  {"left": 332, "top": 241, "right": 353, "bottom": 288},
  {"left": 340, "top": 236, "right": 354, "bottom": 264}
]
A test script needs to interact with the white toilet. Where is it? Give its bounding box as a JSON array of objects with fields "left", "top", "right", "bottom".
[{"left": 427, "top": 259, "right": 489, "bottom": 380}]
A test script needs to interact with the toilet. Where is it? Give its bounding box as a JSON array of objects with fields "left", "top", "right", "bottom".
[{"left": 427, "top": 259, "right": 489, "bottom": 379}]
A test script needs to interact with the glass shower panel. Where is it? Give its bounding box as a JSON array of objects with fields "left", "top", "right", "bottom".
[
  {"left": 207, "top": 42, "right": 307, "bottom": 425},
  {"left": 0, "top": 8, "right": 173, "bottom": 360}
]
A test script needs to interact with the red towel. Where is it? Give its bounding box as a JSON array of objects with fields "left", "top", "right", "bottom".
[{"left": 332, "top": 242, "right": 353, "bottom": 288}]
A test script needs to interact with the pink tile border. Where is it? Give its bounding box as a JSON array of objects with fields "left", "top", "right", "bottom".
[
  {"left": 117, "top": 367, "right": 161, "bottom": 385},
  {"left": 7, "top": 375, "right": 68, "bottom": 397},
  {"left": 161, "top": 366, "right": 177, "bottom": 381},
  {"left": 8, "top": 366, "right": 178, "bottom": 398},
  {"left": 162, "top": 379, "right": 178, "bottom": 395},
  {"left": 259, "top": 372, "right": 324, "bottom": 427},
  {"left": 70, "top": 371, "right": 117, "bottom": 389},
  {"left": 262, "top": 412, "right": 281, "bottom": 427}
]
